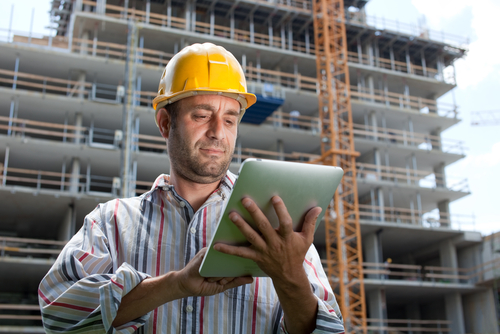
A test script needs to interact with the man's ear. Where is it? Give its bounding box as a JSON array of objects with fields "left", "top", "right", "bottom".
[{"left": 157, "top": 107, "right": 171, "bottom": 139}]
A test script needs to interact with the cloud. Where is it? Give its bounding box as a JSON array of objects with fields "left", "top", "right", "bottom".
[
  {"left": 412, "top": 0, "right": 500, "bottom": 88},
  {"left": 462, "top": 142, "right": 500, "bottom": 168},
  {"left": 411, "top": 0, "right": 468, "bottom": 27}
]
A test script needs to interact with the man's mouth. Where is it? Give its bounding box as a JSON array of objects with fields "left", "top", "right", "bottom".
[{"left": 200, "top": 147, "right": 225, "bottom": 154}]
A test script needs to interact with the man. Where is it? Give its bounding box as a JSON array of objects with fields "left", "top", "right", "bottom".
[{"left": 39, "top": 43, "right": 344, "bottom": 333}]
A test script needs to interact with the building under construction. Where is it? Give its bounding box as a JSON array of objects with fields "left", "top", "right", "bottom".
[{"left": 0, "top": 0, "right": 499, "bottom": 332}]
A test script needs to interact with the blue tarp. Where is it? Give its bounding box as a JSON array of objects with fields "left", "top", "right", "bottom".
[{"left": 241, "top": 94, "right": 284, "bottom": 125}]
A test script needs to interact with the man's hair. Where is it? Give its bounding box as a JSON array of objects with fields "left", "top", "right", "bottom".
[{"left": 164, "top": 100, "right": 181, "bottom": 129}]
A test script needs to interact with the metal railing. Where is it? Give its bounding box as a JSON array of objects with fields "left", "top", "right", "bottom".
[
  {"left": 322, "top": 258, "right": 500, "bottom": 285},
  {"left": 0, "top": 304, "right": 42, "bottom": 321},
  {"left": 76, "top": 0, "right": 466, "bottom": 51},
  {"left": 351, "top": 123, "right": 465, "bottom": 155},
  {"left": 365, "top": 318, "right": 451, "bottom": 333},
  {"left": 346, "top": 11, "right": 469, "bottom": 47},
  {"left": 0, "top": 61, "right": 458, "bottom": 121},
  {"left": 358, "top": 204, "right": 475, "bottom": 231},
  {"left": 356, "top": 162, "right": 469, "bottom": 193},
  {"left": 350, "top": 85, "right": 458, "bottom": 118},
  {"left": 0, "top": 165, "right": 118, "bottom": 196}
]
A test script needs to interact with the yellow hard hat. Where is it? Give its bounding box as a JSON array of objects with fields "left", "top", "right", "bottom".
[{"left": 153, "top": 42, "right": 256, "bottom": 125}]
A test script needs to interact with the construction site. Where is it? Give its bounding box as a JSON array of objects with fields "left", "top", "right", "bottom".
[{"left": 0, "top": 0, "right": 499, "bottom": 332}]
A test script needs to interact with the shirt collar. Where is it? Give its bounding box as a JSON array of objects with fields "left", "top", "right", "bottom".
[{"left": 140, "top": 170, "right": 237, "bottom": 211}]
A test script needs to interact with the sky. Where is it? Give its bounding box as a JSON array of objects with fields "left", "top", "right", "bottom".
[{"left": 1, "top": 0, "right": 498, "bottom": 236}]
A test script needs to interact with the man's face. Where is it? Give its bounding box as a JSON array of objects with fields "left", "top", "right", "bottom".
[{"left": 166, "top": 95, "right": 240, "bottom": 184}]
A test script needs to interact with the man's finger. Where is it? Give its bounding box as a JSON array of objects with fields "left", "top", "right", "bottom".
[
  {"left": 302, "top": 207, "right": 322, "bottom": 242},
  {"left": 214, "top": 243, "right": 258, "bottom": 261},
  {"left": 229, "top": 212, "right": 266, "bottom": 250},
  {"left": 241, "top": 198, "right": 275, "bottom": 241},
  {"left": 271, "top": 196, "right": 294, "bottom": 237}
]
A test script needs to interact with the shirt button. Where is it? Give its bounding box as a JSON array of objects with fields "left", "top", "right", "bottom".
[
  {"left": 190, "top": 227, "right": 196, "bottom": 234},
  {"left": 180, "top": 201, "right": 186, "bottom": 207},
  {"left": 186, "top": 305, "right": 193, "bottom": 313}
]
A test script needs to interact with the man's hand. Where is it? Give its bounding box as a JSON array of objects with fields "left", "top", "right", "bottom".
[
  {"left": 213, "top": 196, "right": 322, "bottom": 334},
  {"left": 113, "top": 248, "right": 252, "bottom": 327},
  {"left": 213, "top": 196, "right": 321, "bottom": 284},
  {"left": 176, "top": 247, "right": 254, "bottom": 297}
]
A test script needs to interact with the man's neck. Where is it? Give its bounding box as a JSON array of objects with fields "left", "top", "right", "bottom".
[{"left": 169, "top": 171, "right": 222, "bottom": 212}]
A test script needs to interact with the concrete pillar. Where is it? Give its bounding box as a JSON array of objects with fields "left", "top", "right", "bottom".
[
  {"left": 389, "top": 47, "right": 395, "bottom": 71},
  {"left": 374, "top": 148, "right": 381, "bottom": 167},
  {"left": 438, "top": 199, "right": 450, "bottom": 227},
  {"left": 369, "top": 110, "right": 377, "bottom": 139},
  {"left": 367, "top": 75, "right": 375, "bottom": 102},
  {"left": 463, "top": 290, "right": 499, "bottom": 334},
  {"left": 75, "top": 0, "right": 83, "bottom": 12},
  {"left": 439, "top": 239, "right": 459, "bottom": 283},
  {"left": 280, "top": 25, "right": 285, "bottom": 49},
  {"left": 77, "top": 72, "right": 86, "bottom": 99},
  {"left": 356, "top": 37, "right": 363, "bottom": 63},
  {"left": 249, "top": 14, "right": 254, "bottom": 42},
  {"left": 406, "top": 47, "right": 411, "bottom": 73},
  {"left": 445, "top": 293, "right": 465, "bottom": 334},
  {"left": 80, "top": 31, "right": 89, "bottom": 55},
  {"left": 268, "top": 21, "right": 273, "bottom": 47},
  {"left": 74, "top": 113, "right": 83, "bottom": 145},
  {"left": 185, "top": 0, "right": 191, "bottom": 31},
  {"left": 377, "top": 188, "right": 385, "bottom": 222},
  {"left": 365, "top": 43, "right": 374, "bottom": 66},
  {"left": 58, "top": 203, "right": 76, "bottom": 241},
  {"left": 123, "top": 0, "right": 129, "bottom": 18},
  {"left": 363, "top": 231, "right": 383, "bottom": 278},
  {"left": 430, "top": 127, "right": 442, "bottom": 151},
  {"left": 145, "top": 0, "right": 150, "bottom": 24},
  {"left": 96, "top": 0, "right": 107, "bottom": 15},
  {"left": 69, "top": 158, "right": 80, "bottom": 193},
  {"left": 368, "top": 288, "right": 387, "bottom": 334},
  {"left": 277, "top": 139, "right": 284, "bottom": 161},
  {"left": 421, "top": 49, "right": 427, "bottom": 77},
  {"left": 433, "top": 162, "right": 446, "bottom": 188},
  {"left": 305, "top": 29, "right": 310, "bottom": 54}
]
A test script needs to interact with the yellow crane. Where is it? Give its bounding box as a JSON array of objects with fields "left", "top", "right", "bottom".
[
  {"left": 311, "top": 0, "right": 367, "bottom": 332},
  {"left": 471, "top": 110, "right": 500, "bottom": 126}
]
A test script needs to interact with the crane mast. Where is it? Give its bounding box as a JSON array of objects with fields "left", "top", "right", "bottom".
[{"left": 311, "top": 0, "right": 367, "bottom": 332}]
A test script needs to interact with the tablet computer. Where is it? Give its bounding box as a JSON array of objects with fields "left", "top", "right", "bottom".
[{"left": 199, "top": 158, "right": 343, "bottom": 277}]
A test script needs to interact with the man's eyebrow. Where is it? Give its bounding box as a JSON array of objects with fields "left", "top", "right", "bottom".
[{"left": 192, "top": 104, "right": 240, "bottom": 117}]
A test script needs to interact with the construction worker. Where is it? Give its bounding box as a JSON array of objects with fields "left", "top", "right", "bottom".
[{"left": 39, "top": 43, "right": 344, "bottom": 333}]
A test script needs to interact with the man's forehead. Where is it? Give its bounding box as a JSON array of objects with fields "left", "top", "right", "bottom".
[{"left": 181, "top": 94, "right": 241, "bottom": 113}]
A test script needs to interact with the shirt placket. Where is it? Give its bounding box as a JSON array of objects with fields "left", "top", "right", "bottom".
[{"left": 178, "top": 190, "right": 225, "bottom": 333}]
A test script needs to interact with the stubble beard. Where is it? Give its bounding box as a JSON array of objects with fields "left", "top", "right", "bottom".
[{"left": 168, "top": 127, "right": 233, "bottom": 184}]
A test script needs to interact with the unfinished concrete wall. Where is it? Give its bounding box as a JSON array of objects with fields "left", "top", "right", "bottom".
[
  {"left": 458, "top": 244, "right": 482, "bottom": 284},
  {"left": 463, "top": 290, "right": 499, "bottom": 334},
  {"left": 367, "top": 288, "right": 387, "bottom": 334},
  {"left": 420, "top": 298, "right": 446, "bottom": 321},
  {"left": 445, "top": 293, "right": 465, "bottom": 334}
]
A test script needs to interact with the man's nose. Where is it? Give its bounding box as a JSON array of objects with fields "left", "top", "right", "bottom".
[{"left": 207, "top": 116, "right": 226, "bottom": 140}]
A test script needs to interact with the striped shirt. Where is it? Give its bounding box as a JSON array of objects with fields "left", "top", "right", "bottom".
[{"left": 39, "top": 172, "right": 344, "bottom": 333}]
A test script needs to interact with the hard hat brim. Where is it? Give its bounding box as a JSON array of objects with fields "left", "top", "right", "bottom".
[{"left": 153, "top": 89, "right": 257, "bottom": 126}]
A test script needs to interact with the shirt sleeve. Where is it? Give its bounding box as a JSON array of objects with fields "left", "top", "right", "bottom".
[
  {"left": 38, "top": 205, "right": 151, "bottom": 333},
  {"left": 278, "top": 245, "right": 345, "bottom": 334}
]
